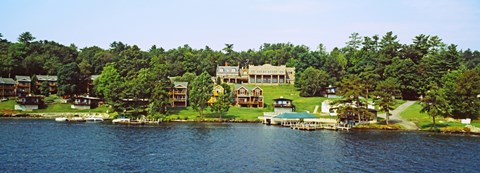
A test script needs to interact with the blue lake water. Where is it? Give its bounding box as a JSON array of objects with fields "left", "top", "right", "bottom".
[{"left": 0, "top": 119, "right": 479, "bottom": 172}]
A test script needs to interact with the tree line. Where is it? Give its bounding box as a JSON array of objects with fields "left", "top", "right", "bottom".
[{"left": 0, "top": 32, "right": 479, "bottom": 119}]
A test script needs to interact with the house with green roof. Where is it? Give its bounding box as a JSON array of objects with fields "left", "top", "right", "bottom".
[
  {"left": 15, "top": 75, "right": 31, "bottom": 97},
  {"left": 35, "top": 75, "right": 58, "bottom": 94},
  {"left": 233, "top": 84, "right": 263, "bottom": 108},
  {"left": 0, "top": 77, "right": 16, "bottom": 98}
]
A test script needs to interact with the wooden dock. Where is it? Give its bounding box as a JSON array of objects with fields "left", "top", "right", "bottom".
[{"left": 289, "top": 122, "right": 351, "bottom": 131}]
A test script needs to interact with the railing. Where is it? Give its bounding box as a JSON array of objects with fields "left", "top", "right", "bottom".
[
  {"left": 273, "top": 104, "right": 294, "bottom": 108},
  {"left": 16, "top": 83, "right": 30, "bottom": 87},
  {"left": 173, "top": 98, "right": 186, "bottom": 101}
]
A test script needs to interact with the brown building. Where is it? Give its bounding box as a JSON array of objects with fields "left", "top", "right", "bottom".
[
  {"left": 14, "top": 95, "right": 44, "bottom": 111},
  {"left": 71, "top": 96, "right": 100, "bottom": 109},
  {"left": 35, "top": 75, "right": 58, "bottom": 94},
  {"left": 234, "top": 85, "right": 263, "bottom": 108},
  {"left": 170, "top": 82, "right": 188, "bottom": 107},
  {"left": 15, "top": 75, "right": 31, "bottom": 97},
  {"left": 248, "top": 64, "right": 295, "bottom": 85},
  {"left": 0, "top": 77, "right": 16, "bottom": 98}
]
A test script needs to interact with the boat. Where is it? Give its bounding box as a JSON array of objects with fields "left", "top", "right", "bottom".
[
  {"left": 67, "top": 115, "right": 86, "bottom": 122},
  {"left": 85, "top": 117, "right": 104, "bottom": 122},
  {"left": 55, "top": 117, "right": 67, "bottom": 122},
  {"left": 112, "top": 118, "right": 130, "bottom": 124}
]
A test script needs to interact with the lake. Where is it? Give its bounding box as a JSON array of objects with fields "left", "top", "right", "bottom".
[{"left": 0, "top": 119, "right": 479, "bottom": 172}]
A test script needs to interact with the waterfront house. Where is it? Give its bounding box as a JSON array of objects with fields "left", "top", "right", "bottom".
[
  {"left": 35, "top": 75, "right": 58, "bottom": 94},
  {"left": 273, "top": 97, "right": 295, "bottom": 113},
  {"left": 71, "top": 96, "right": 100, "bottom": 109},
  {"left": 248, "top": 64, "right": 295, "bottom": 85},
  {"left": 208, "top": 85, "right": 225, "bottom": 105},
  {"left": 233, "top": 85, "right": 264, "bottom": 108},
  {"left": 15, "top": 75, "right": 31, "bottom": 97},
  {"left": 14, "top": 95, "right": 44, "bottom": 111},
  {"left": 216, "top": 65, "right": 248, "bottom": 84},
  {"left": 0, "top": 77, "right": 16, "bottom": 98},
  {"left": 170, "top": 82, "right": 188, "bottom": 107},
  {"left": 326, "top": 101, "right": 378, "bottom": 124}
]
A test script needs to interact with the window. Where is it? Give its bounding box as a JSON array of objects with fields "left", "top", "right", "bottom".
[{"left": 219, "top": 68, "right": 224, "bottom": 72}]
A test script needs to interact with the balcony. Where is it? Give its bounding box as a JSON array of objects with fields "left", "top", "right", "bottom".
[
  {"left": 173, "top": 98, "right": 187, "bottom": 102},
  {"left": 16, "top": 83, "right": 30, "bottom": 87}
]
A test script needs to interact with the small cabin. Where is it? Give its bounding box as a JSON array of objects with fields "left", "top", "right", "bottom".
[
  {"left": 273, "top": 97, "right": 294, "bottom": 113},
  {"left": 71, "top": 96, "right": 100, "bottom": 109},
  {"left": 15, "top": 95, "right": 44, "bottom": 111}
]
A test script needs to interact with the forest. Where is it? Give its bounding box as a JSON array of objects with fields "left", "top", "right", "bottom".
[{"left": 1, "top": 31, "right": 479, "bottom": 119}]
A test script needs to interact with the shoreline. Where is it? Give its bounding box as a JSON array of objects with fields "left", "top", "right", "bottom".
[{"left": 2, "top": 114, "right": 479, "bottom": 135}]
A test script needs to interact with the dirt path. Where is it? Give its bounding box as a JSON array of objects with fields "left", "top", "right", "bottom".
[{"left": 377, "top": 101, "right": 418, "bottom": 130}]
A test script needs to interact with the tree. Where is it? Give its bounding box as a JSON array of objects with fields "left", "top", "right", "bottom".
[
  {"left": 57, "top": 62, "right": 81, "bottom": 98},
  {"left": 298, "top": 67, "right": 329, "bottom": 96},
  {"left": 189, "top": 72, "right": 213, "bottom": 120},
  {"left": 337, "top": 74, "right": 366, "bottom": 122},
  {"left": 452, "top": 70, "right": 480, "bottom": 119},
  {"left": 18, "top": 32, "right": 35, "bottom": 44},
  {"left": 149, "top": 58, "right": 173, "bottom": 116},
  {"left": 39, "top": 81, "right": 50, "bottom": 97},
  {"left": 210, "top": 83, "right": 232, "bottom": 120},
  {"left": 94, "top": 63, "right": 124, "bottom": 112},
  {"left": 373, "top": 78, "right": 400, "bottom": 124},
  {"left": 420, "top": 84, "right": 450, "bottom": 130}
]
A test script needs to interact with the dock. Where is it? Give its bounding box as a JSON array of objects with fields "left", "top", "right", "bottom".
[{"left": 288, "top": 121, "right": 351, "bottom": 131}]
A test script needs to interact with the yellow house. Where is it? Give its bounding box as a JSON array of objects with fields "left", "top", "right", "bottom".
[{"left": 208, "top": 85, "right": 224, "bottom": 104}]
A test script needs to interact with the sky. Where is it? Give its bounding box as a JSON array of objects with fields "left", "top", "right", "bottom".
[{"left": 1, "top": 0, "right": 479, "bottom": 51}]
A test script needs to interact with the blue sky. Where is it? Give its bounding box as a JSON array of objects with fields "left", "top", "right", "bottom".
[{"left": 1, "top": 0, "right": 479, "bottom": 51}]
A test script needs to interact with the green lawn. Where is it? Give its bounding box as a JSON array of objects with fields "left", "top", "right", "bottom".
[
  {"left": 167, "top": 85, "right": 337, "bottom": 121},
  {"left": 0, "top": 98, "right": 109, "bottom": 114},
  {"left": 0, "top": 100, "right": 16, "bottom": 111},
  {"left": 399, "top": 102, "right": 480, "bottom": 130}
]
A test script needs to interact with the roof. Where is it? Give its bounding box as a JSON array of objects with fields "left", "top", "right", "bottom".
[
  {"left": 36, "top": 75, "right": 57, "bottom": 81},
  {"left": 248, "top": 64, "right": 286, "bottom": 75},
  {"left": 0, "top": 77, "right": 16, "bottom": 85},
  {"left": 90, "top": 75, "right": 100, "bottom": 81},
  {"left": 76, "top": 96, "right": 101, "bottom": 100},
  {"left": 273, "top": 97, "right": 292, "bottom": 101},
  {"left": 15, "top": 75, "right": 31, "bottom": 82},
  {"left": 275, "top": 112, "right": 317, "bottom": 119},
  {"left": 174, "top": 82, "right": 188, "bottom": 88},
  {"left": 216, "top": 66, "right": 239, "bottom": 75},
  {"left": 234, "top": 84, "right": 254, "bottom": 90}
]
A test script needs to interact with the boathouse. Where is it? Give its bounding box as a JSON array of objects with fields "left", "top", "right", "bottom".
[
  {"left": 273, "top": 97, "right": 294, "bottom": 113},
  {"left": 14, "top": 95, "right": 44, "bottom": 111},
  {"left": 71, "top": 96, "right": 100, "bottom": 109}
]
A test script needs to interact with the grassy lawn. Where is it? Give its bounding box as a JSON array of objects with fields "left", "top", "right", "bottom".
[
  {"left": 167, "top": 85, "right": 338, "bottom": 121},
  {"left": 0, "top": 97, "right": 109, "bottom": 114},
  {"left": 1, "top": 85, "right": 338, "bottom": 121},
  {"left": 400, "top": 102, "right": 480, "bottom": 130}
]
